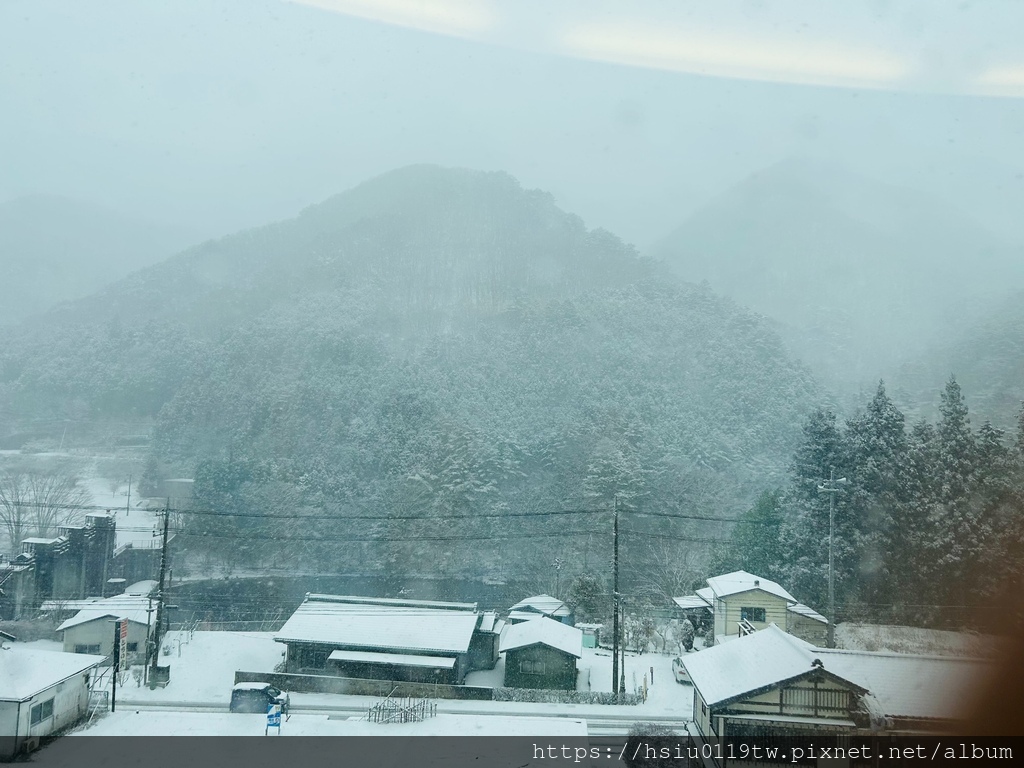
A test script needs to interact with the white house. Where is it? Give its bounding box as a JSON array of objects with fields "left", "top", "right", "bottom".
[
  {"left": 0, "top": 647, "right": 105, "bottom": 758},
  {"left": 56, "top": 594, "right": 151, "bottom": 659}
]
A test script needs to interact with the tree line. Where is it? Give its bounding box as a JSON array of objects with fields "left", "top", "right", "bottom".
[{"left": 722, "top": 378, "right": 1024, "bottom": 628}]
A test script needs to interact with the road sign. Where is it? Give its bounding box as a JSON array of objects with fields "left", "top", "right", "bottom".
[
  {"left": 266, "top": 703, "right": 282, "bottom": 735},
  {"left": 118, "top": 619, "right": 129, "bottom": 670}
]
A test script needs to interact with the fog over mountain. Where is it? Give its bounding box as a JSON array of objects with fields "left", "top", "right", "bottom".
[
  {"left": 0, "top": 195, "right": 199, "bottom": 325},
  {"left": 652, "top": 158, "right": 1024, "bottom": 402}
]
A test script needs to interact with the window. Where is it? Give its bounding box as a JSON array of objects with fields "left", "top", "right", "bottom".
[
  {"left": 30, "top": 698, "right": 54, "bottom": 725},
  {"left": 740, "top": 607, "right": 766, "bottom": 623},
  {"left": 126, "top": 642, "right": 139, "bottom": 652},
  {"left": 521, "top": 659, "right": 545, "bottom": 675},
  {"left": 701, "top": 702, "right": 707, "bottom": 716},
  {"left": 74, "top": 644, "right": 101, "bottom": 654}
]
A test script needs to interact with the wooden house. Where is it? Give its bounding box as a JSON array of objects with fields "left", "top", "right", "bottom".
[
  {"left": 274, "top": 594, "right": 497, "bottom": 684},
  {"left": 500, "top": 616, "right": 582, "bottom": 691},
  {"left": 685, "top": 623, "right": 984, "bottom": 762}
]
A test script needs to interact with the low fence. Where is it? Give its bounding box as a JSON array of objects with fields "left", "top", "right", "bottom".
[
  {"left": 233, "top": 671, "right": 493, "bottom": 701},
  {"left": 493, "top": 688, "right": 642, "bottom": 705},
  {"left": 233, "top": 671, "right": 641, "bottom": 705}
]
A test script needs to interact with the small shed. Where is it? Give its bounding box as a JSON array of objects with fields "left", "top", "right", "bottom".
[
  {"left": 500, "top": 617, "right": 582, "bottom": 691},
  {"left": 576, "top": 623, "right": 602, "bottom": 648},
  {"left": 0, "top": 647, "right": 105, "bottom": 758}
]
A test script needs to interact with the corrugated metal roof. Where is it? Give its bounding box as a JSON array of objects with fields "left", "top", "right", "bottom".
[
  {"left": 673, "top": 594, "right": 713, "bottom": 610},
  {"left": 500, "top": 616, "right": 583, "bottom": 658},
  {"left": 306, "top": 594, "right": 477, "bottom": 611},
  {"left": 0, "top": 648, "right": 106, "bottom": 702},
  {"left": 328, "top": 649, "right": 457, "bottom": 669},
  {"left": 509, "top": 594, "right": 571, "bottom": 617},
  {"left": 275, "top": 598, "right": 478, "bottom": 654},
  {"left": 788, "top": 602, "right": 828, "bottom": 624},
  {"left": 707, "top": 571, "right": 796, "bottom": 603}
]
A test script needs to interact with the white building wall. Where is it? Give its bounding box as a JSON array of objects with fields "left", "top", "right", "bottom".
[{"left": 62, "top": 619, "right": 148, "bottom": 657}]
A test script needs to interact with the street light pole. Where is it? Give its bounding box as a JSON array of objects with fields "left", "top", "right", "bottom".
[
  {"left": 818, "top": 469, "right": 848, "bottom": 649},
  {"left": 611, "top": 497, "right": 619, "bottom": 697}
]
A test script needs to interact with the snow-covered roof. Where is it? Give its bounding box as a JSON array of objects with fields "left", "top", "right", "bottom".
[
  {"left": 685, "top": 624, "right": 829, "bottom": 707},
  {"left": 673, "top": 595, "right": 713, "bottom": 610},
  {"left": 21, "top": 537, "right": 61, "bottom": 545},
  {"left": 124, "top": 580, "right": 158, "bottom": 596},
  {"left": 788, "top": 603, "right": 828, "bottom": 624},
  {"left": 305, "top": 594, "right": 477, "bottom": 611},
  {"left": 56, "top": 595, "right": 151, "bottom": 632},
  {"left": 508, "top": 594, "right": 571, "bottom": 617},
  {"left": 275, "top": 596, "right": 478, "bottom": 655},
  {"left": 815, "top": 648, "right": 983, "bottom": 721},
  {"left": 500, "top": 616, "right": 583, "bottom": 658},
  {"left": 686, "top": 623, "right": 985, "bottom": 723},
  {"left": 328, "top": 649, "right": 457, "bottom": 669},
  {"left": 706, "top": 571, "right": 796, "bottom": 603},
  {"left": 0, "top": 647, "right": 105, "bottom": 702},
  {"left": 477, "top": 611, "right": 502, "bottom": 633},
  {"left": 232, "top": 682, "right": 277, "bottom": 691},
  {"left": 695, "top": 586, "right": 714, "bottom": 604}
]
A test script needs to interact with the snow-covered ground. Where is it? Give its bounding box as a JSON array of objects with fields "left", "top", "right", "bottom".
[
  {"left": 78, "top": 710, "right": 587, "bottom": 737},
  {"left": 112, "top": 631, "right": 692, "bottom": 722},
  {"left": 118, "top": 631, "right": 284, "bottom": 703}
]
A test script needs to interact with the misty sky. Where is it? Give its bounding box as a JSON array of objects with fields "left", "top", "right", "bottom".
[{"left": 2, "top": 0, "right": 1024, "bottom": 248}]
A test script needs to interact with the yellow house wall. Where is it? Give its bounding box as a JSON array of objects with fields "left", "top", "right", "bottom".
[{"left": 718, "top": 591, "right": 790, "bottom": 635}]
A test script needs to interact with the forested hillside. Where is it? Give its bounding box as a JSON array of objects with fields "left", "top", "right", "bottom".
[{"left": 0, "top": 166, "right": 822, "bottom": 584}]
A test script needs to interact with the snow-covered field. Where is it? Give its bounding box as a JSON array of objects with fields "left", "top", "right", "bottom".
[
  {"left": 118, "top": 631, "right": 284, "bottom": 703},
  {"left": 78, "top": 710, "right": 587, "bottom": 737},
  {"left": 110, "top": 630, "right": 693, "bottom": 724}
]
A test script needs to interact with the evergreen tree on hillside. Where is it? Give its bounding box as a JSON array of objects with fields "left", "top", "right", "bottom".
[
  {"left": 937, "top": 376, "right": 976, "bottom": 502},
  {"left": 726, "top": 489, "right": 785, "bottom": 583},
  {"left": 845, "top": 382, "right": 909, "bottom": 614},
  {"left": 778, "top": 409, "right": 855, "bottom": 613}
]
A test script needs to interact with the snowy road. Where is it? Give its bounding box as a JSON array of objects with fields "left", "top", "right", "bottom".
[{"left": 116, "top": 696, "right": 691, "bottom": 736}]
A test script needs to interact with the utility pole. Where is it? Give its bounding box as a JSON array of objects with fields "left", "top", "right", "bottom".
[
  {"left": 818, "top": 469, "right": 848, "bottom": 649},
  {"left": 611, "top": 496, "right": 619, "bottom": 697},
  {"left": 150, "top": 500, "right": 171, "bottom": 675},
  {"left": 111, "top": 620, "right": 120, "bottom": 713}
]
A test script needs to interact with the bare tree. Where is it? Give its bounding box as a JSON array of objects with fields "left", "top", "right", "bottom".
[
  {"left": 626, "top": 539, "right": 703, "bottom": 604},
  {"left": 0, "top": 468, "right": 91, "bottom": 549}
]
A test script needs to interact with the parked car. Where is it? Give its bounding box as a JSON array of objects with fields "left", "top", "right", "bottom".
[
  {"left": 229, "top": 682, "right": 290, "bottom": 713},
  {"left": 671, "top": 656, "right": 691, "bottom": 684}
]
